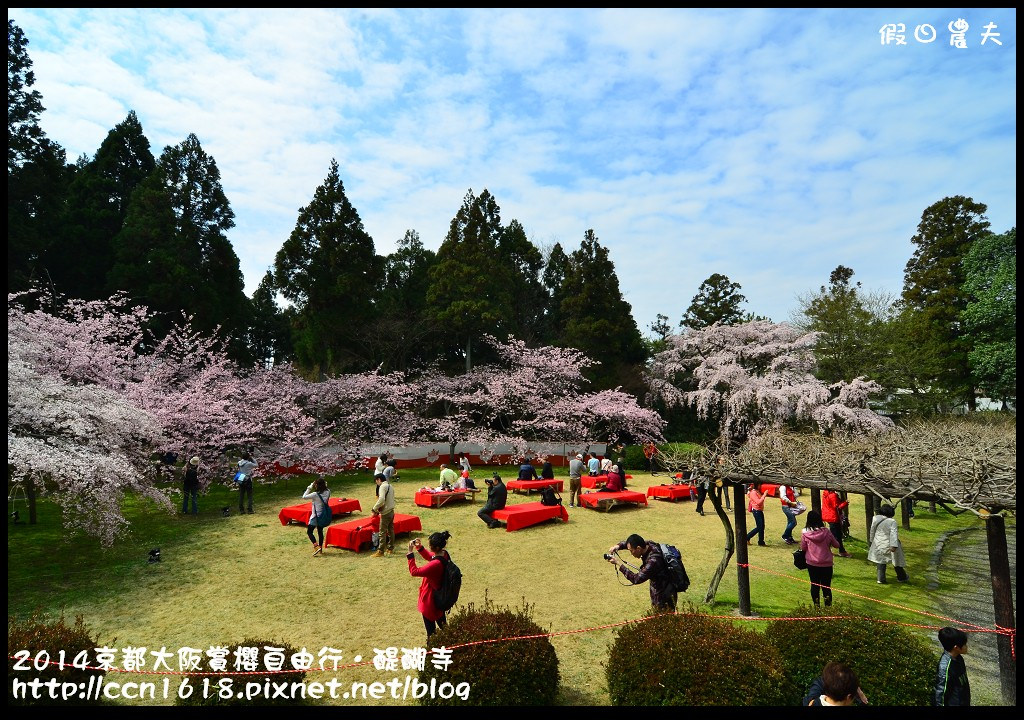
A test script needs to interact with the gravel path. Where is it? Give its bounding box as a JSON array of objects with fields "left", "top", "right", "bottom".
[{"left": 929, "top": 524, "right": 1016, "bottom": 707}]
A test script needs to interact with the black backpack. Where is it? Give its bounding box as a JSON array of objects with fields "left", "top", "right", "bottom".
[
  {"left": 658, "top": 543, "right": 690, "bottom": 593},
  {"left": 433, "top": 554, "right": 462, "bottom": 613},
  {"left": 540, "top": 486, "right": 562, "bottom": 506}
]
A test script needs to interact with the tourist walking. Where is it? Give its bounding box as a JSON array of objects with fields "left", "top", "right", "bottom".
[
  {"left": 801, "top": 510, "right": 839, "bottom": 607},
  {"left": 407, "top": 531, "right": 453, "bottom": 639},
  {"left": 182, "top": 456, "right": 200, "bottom": 515},
  {"left": 303, "top": 477, "right": 332, "bottom": 556},
  {"left": 821, "top": 489, "right": 853, "bottom": 557},
  {"left": 867, "top": 503, "right": 908, "bottom": 583},
  {"left": 745, "top": 481, "right": 768, "bottom": 545}
]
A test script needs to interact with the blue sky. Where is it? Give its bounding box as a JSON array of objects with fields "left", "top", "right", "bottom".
[{"left": 9, "top": 8, "right": 1017, "bottom": 334}]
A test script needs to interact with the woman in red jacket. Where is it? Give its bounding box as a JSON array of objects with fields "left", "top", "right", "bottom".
[
  {"left": 407, "top": 530, "right": 452, "bottom": 639},
  {"left": 821, "top": 490, "right": 853, "bottom": 558}
]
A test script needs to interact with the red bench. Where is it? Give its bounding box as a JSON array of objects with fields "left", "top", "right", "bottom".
[
  {"left": 581, "top": 474, "right": 633, "bottom": 489},
  {"left": 646, "top": 484, "right": 696, "bottom": 502},
  {"left": 414, "top": 489, "right": 480, "bottom": 508},
  {"left": 490, "top": 501, "right": 569, "bottom": 532},
  {"left": 278, "top": 497, "right": 361, "bottom": 526},
  {"left": 324, "top": 513, "right": 422, "bottom": 552},
  {"left": 506, "top": 479, "right": 564, "bottom": 495},
  {"left": 579, "top": 490, "right": 648, "bottom": 512}
]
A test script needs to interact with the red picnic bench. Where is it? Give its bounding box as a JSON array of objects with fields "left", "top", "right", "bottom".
[
  {"left": 414, "top": 489, "right": 480, "bottom": 508},
  {"left": 324, "top": 513, "right": 422, "bottom": 552},
  {"left": 490, "top": 501, "right": 569, "bottom": 532},
  {"left": 578, "top": 490, "right": 648, "bottom": 512},
  {"left": 646, "top": 484, "right": 697, "bottom": 502},
  {"left": 278, "top": 497, "right": 361, "bottom": 526},
  {"left": 506, "top": 479, "right": 564, "bottom": 496},
  {"left": 581, "top": 474, "right": 633, "bottom": 489}
]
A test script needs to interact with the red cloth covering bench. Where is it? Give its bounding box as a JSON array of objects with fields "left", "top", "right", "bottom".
[
  {"left": 579, "top": 490, "right": 648, "bottom": 511},
  {"left": 324, "top": 513, "right": 423, "bottom": 552},
  {"left": 278, "top": 497, "right": 361, "bottom": 526},
  {"left": 490, "top": 501, "right": 569, "bottom": 532},
  {"left": 506, "top": 479, "right": 564, "bottom": 495},
  {"left": 414, "top": 489, "right": 480, "bottom": 508},
  {"left": 646, "top": 484, "right": 696, "bottom": 501},
  {"left": 581, "top": 474, "right": 633, "bottom": 489}
]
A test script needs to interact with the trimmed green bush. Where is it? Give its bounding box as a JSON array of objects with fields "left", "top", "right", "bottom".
[
  {"left": 764, "top": 603, "right": 937, "bottom": 706},
  {"left": 174, "top": 637, "right": 308, "bottom": 706},
  {"left": 622, "top": 443, "right": 704, "bottom": 471},
  {"left": 8, "top": 611, "right": 107, "bottom": 705},
  {"left": 606, "top": 605, "right": 789, "bottom": 705},
  {"left": 417, "top": 596, "right": 558, "bottom": 706}
]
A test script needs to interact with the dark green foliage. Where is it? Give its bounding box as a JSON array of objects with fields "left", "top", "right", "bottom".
[
  {"left": 497, "top": 218, "right": 546, "bottom": 344},
  {"left": 426, "top": 188, "right": 509, "bottom": 373},
  {"left": 680, "top": 272, "right": 747, "bottom": 330},
  {"left": 52, "top": 111, "right": 155, "bottom": 300},
  {"left": 559, "top": 229, "right": 648, "bottom": 393},
  {"left": 248, "top": 270, "right": 293, "bottom": 367},
  {"left": 962, "top": 227, "right": 1015, "bottom": 404},
  {"left": 8, "top": 611, "right": 106, "bottom": 705},
  {"left": 274, "top": 159, "right": 380, "bottom": 377},
  {"left": 174, "top": 638, "right": 308, "bottom": 706},
  {"left": 901, "top": 196, "right": 991, "bottom": 410},
  {"left": 606, "top": 607, "right": 788, "bottom": 705},
  {"left": 417, "top": 597, "right": 559, "bottom": 706},
  {"left": 620, "top": 443, "right": 704, "bottom": 470},
  {"left": 764, "top": 603, "right": 937, "bottom": 706}
]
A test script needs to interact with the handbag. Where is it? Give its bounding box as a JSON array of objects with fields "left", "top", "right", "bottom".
[
  {"left": 233, "top": 470, "right": 246, "bottom": 484},
  {"left": 793, "top": 501, "right": 807, "bottom": 516},
  {"left": 313, "top": 492, "right": 333, "bottom": 528},
  {"left": 793, "top": 549, "right": 808, "bottom": 570}
]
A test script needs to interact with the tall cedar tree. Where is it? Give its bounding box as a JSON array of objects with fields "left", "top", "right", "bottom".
[
  {"left": 800, "top": 265, "right": 878, "bottom": 383},
  {"left": 52, "top": 111, "right": 155, "bottom": 300},
  {"left": 369, "top": 229, "right": 440, "bottom": 373},
  {"left": 962, "top": 227, "right": 1016, "bottom": 405},
  {"left": 426, "top": 189, "right": 509, "bottom": 373},
  {"left": 8, "top": 19, "right": 69, "bottom": 292},
  {"left": 110, "top": 134, "right": 251, "bottom": 361},
  {"left": 901, "top": 196, "right": 990, "bottom": 411},
  {"left": 541, "top": 242, "right": 570, "bottom": 343},
  {"left": 560, "top": 229, "right": 648, "bottom": 392},
  {"left": 274, "top": 159, "right": 379, "bottom": 378},
  {"left": 249, "top": 270, "right": 294, "bottom": 368},
  {"left": 497, "top": 219, "right": 546, "bottom": 345},
  {"left": 681, "top": 272, "right": 747, "bottom": 329}
]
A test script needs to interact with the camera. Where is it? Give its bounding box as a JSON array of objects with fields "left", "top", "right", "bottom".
[
  {"left": 603, "top": 553, "right": 614, "bottom": 561},
  {"left": 485, "top": 478, "right": 494, "bottom": 485}
]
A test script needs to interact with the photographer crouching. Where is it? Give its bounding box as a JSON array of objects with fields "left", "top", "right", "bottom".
[
  {"left": 477, "top": 472, "right": 507, "bottom": 529},
  {"left": 606, "top": 534, "right": 677, "bottom": 611}
]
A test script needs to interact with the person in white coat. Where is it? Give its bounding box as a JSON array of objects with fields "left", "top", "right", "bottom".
[
  {"left": 867, "top": 503, "right": 908, "bottom": 583},
  {"left": 303, "top": 477, "right": 332, "bottom": 556}
]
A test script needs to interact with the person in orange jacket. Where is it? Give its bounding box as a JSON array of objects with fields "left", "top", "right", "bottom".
[{"left": 821, "top": 489, "right": 853, "bottom": 558}]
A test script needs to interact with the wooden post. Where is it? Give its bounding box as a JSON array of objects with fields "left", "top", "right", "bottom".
[
  {"left": 734, "top": 482, "right": 751, "bottom": 616},
  {"left": 863, "top": 493, "right": 875, "bottom": 538},
  {"left": 901, "top": 497, "right": 912, "bottom": 530},
  {"left": 928, "top": 501, "right": 936, "bottom": 513},
  {"left": 810, "top": 488, "right": 821, "bottom": 514},
  {"left": 985, "top": 514, "right": 1016, "bottom": 705}
]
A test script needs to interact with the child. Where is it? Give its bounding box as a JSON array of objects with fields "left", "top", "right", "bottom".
[{"left": 934, "top": 626, "right": 971, "bottom": 706}]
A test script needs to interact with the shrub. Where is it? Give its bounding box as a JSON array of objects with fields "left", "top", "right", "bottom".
[
  {"left": 606, "top": 605, "right": 789, "bottom": 705},
  {"left": 621, "top": 443, "right": 704, "bottom": 471},
  {"left": 174, "top": 637, "right": 308, "bottom": 706},
  {"left": 8, "top": 611, "right": 107, "bottom": 706},
  {"left": 764, "top": 603, "right": 937, "bottom": 706},
  {"left": 417, "top": 595, "right": 558, "bottom": 706}
]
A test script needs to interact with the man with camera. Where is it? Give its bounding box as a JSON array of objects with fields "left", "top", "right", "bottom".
[
  {"left": 477, "top": 472, "right": 507, "bottom": 529},
  {"left": 605, "top": 534, "right": 677, "bottom": 611}
]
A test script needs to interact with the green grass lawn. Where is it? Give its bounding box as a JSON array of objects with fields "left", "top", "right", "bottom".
[{"left": 7, "top": 467, "right": 1007, "bottom": 705}]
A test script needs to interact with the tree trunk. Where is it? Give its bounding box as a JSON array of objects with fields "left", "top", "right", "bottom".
[
  {"left": 863, "top": 492, "right": 874, "bottom": 539},
  {"left": 703, "top": 481, "right": 735, "bottom": 605},
  {"left": 734, "top": 483, "right": 751, "bottom": 616},
  {"left": 985, "top": 514, "right": 1016, "bottom": 705},
  {"left": 465, "top": 336, "right": 472, "bottom": 374},
  {"left": 901, "top": 497, "right": 912, "bottom": 530},
  {"left": 26, "top": 476, "right": 38, "bottom": 526},
  {"left": 929, "top": 501, "right": 937, "bottom": 513},
  {"left": 810, "top": 488, "right": 821, "bottom": 514}
]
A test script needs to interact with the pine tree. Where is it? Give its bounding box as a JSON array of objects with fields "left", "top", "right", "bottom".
[
  {"left": 962, "top": 227, "right": 1015, "bottom": 405},
  {"left": 901, "top": 196, "right": 990, "bottom": 410},
  {"left": 799, "top": 265, "right": 879, "bottom": 384},
  {"left": 425, "top": 188, "right": 509, "bottom": 373},
  {"left": 497, "top": 219, "right": 546, "bottom": 344},
  {"left": 680, "top": 273, "right": 747, "bottom": 330},
  {"left": 541, "top": 242, "right": 570, "bottom": 344},
  {"left": 249, "top": 270, "right": 293, "bottom": 368},
  {"left": 8, "top": 19, "right": 69, "bottom": 292},
  {"left": 274, "top": 159, "right": 379, "bottom": 377},
  {"left": 51, "top": 111, "right": 155, "bottom": 299},
  {"left": 560, "top": 229, "right": 647, "bottom": 392}
]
